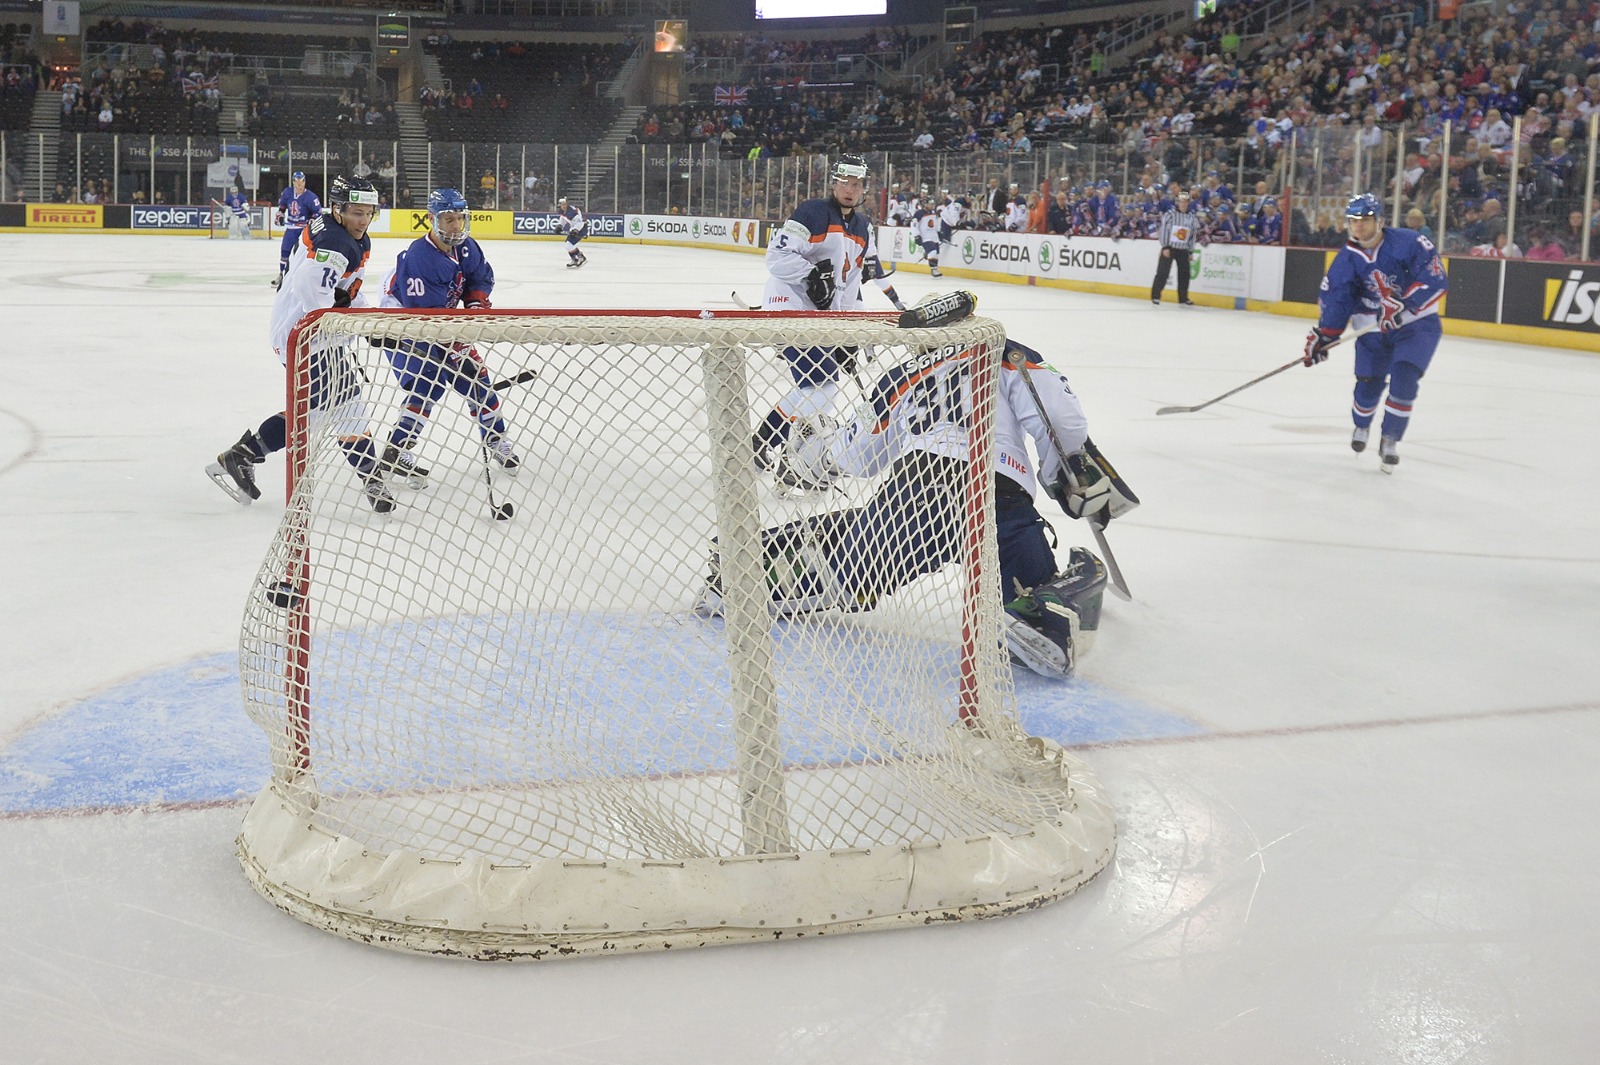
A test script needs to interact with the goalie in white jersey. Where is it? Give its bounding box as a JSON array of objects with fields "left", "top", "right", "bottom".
[{"left": 707, "top": 332, "right": 1139, "bottom": 678}]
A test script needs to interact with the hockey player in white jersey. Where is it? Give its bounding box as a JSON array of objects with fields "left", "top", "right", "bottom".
[
  {"left": 557, "top": 196, "right": 588, "bottom": 268},
  {"left": 206, "top": 175, "right": 394, "bottom": 512},
  {"left": 1004, "top": 195, "right": 1029, "bottom": 232},
  {"left": 912, "top": 204, "right": 943, "bottom": 277},
  {"left": 937, "top": 194, "right": 964, "bottom": 246},
  {"left": 750, "top": 154, "right": 874, "bottom": 476},
  {"left": 705, "top": 333, "right": 1138, "bottom": 678}
]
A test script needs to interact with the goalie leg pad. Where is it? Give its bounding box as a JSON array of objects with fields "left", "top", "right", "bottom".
[
  {"left": 697, "top": 511, "right": 865, "bottom": 617},
  {"left": 1003, "top": 548, "right": 1108, "bottom": 678}
]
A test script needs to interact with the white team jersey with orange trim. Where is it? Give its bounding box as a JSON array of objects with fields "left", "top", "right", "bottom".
[
  {"left": 268, "top": 216, "right": 372, "bottom": 364},
  {"left": 762, "top": 197, "right": 871, "bottom": 311},
  {"left": 823, "top": 341, "right": 1089, "bottom": 496}
]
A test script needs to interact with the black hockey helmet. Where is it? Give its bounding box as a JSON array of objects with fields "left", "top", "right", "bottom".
[
  {"left": 329, "top": 174, "right": 380, "bottom": 211},
  {"left": 830, "top": 154, "right": 869, "bottom": 184}
]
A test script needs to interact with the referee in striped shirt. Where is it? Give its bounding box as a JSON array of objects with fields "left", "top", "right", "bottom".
[{"left": 1151, "top": 189, "right": 1200, "bottom": 305}]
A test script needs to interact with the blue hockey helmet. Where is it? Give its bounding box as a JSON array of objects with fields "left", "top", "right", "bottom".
[
  {"left": 291, "top": 170, "right": 305, "bottom": 182},
  {"left": 1345, "top": 193, "right": 1383, "bottom": 219},
  {"left": 427, "top": 187, "right": 470, "bottom": 245}
]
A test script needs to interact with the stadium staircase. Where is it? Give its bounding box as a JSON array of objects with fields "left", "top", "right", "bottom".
[
  {"left": 576, "top": 104, "right": 645, "bottom": 208},
  {"left": 218, "top": 75, "right": 249, "bottom": 140},
  {"left": 395, "top": 100, "right": 430, "bottom": 207},
  {"left": 24, "top": 91, "right": 59, "bottom": 200}
]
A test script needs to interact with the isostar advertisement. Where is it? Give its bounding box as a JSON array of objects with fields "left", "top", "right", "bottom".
[
  {"left": 623, "top": 214, "right": 763, "bottom": 249},
  {"left": 26, "top": 204, "right": 102, "bottom": 229},
  {"left": 512, "top": 212, "right": 626, "bottom": 237},
  {"left": 1508, "top": 262, "right": 1600, "bottom": 335}
]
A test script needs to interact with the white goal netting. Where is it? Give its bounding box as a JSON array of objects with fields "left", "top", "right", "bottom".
[{"left": 234, "top": 307, "right": 1116, "bottom": 959}]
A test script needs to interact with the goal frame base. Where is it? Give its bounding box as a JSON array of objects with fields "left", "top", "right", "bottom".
[{"left": 236, "top": 751, "right": 1117, "bottom": 961}]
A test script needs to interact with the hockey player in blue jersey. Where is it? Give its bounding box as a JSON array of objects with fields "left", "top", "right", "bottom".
[
  {"left": 557, "top": 196, "right": 587, "bottom": 268},
  {"left": 272, "top": 171, "right": 322, "bottom": 288},
  {"left": 750, "top": 154, "right": 875, "bottom": 482},
  {"left": 1303, "top": 193, "right": 1447, "bottom": 471},
  {"left": 207, "top": 175, "right": 393, "bottom": 510},
  {"left": 375, "top": 187, "right": 521, "bottom": 482}
]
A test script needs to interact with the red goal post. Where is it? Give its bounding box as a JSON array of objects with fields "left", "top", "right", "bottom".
[{"left": 235, "top": 307, "right": 1117, "bottom": 959}]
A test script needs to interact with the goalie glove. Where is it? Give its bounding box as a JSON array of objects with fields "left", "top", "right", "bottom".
[
  {"left": 464, "top": 290, "right": 491, "bottom": 310},
  {"left": 1045, "top": 451, "right": 1111, "bottom": 522},
  {"left": 804, "top": 260, "right": 836, "bottom": 310},
  {"left": 1303, "top": 326, "right": 1340, "bottom": 366}
]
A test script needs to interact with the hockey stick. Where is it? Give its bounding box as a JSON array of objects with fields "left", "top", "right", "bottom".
[
  {"left": 489, "top": 368, "right": 539, "bottom": 391},
  {"left": 731, "top": 291, "right": 757, "bottom": 310},
  {"left": 479, "top": 440, "right": 514, "bottom": 521},
  {"left": 1155, "top": 328, "right": 1374, "bottom": 415},
  {"left": 1013, "top": 359, "right": 1134, "bottom": 601}
]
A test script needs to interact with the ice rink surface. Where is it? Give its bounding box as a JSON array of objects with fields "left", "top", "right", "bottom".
[{"left": 2, "top": 232, "right": 1597, "bottom": 1064}]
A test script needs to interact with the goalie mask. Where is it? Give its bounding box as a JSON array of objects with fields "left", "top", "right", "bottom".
[{"left": 427, "top": 187, "right": 471, "bottom": 247}]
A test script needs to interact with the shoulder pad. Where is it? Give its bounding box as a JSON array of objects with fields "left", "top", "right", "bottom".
[{"left": 788, "top": 199, "right": 833, "bottom": 235}]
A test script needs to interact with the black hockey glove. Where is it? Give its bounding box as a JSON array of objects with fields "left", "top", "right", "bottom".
[
  {"left": 862, "top": 254, "right": 884, "bottom": 282},
  {"left": 805, "top": 260, "right": 836, "bottom": 310},
  {"left": 332, "top": 278, "right": 361, "bottom": 308},
  {"left": 1303, "top": 326, "right": 1340, "bottom": 366}
]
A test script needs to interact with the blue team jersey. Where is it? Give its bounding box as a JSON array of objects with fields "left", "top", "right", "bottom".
[
  {"left": 1318, "top": 227, "right": 1448, "bottom": 333},
  {"left": 385, "top": 235, "right": 494, "bottom": 309},
  {"left": 278, "top": 188, "right": 322, "bottom": 228},
  {"left": 224, "top": 190, "right": 248, "bottom": 216}
]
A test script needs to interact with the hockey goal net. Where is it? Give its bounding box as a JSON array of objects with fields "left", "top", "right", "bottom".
[{"left": 234, "top": 307, "right": 1116, "bottom": 959}]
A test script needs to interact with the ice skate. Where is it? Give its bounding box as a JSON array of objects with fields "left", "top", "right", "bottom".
[
  {"left": 361, "top": 475, "right": 397, "bottom": 514},
  {"left": 929, "top": 266, "right": 943, "bottom": 278},
  {"left": 1378, "top": 436, "right": 1399, "bottom": 473},
  {"left": 485, "top": 432, "right": 521, "bottom": 475},
  {"left": 379, "top": 443, "right": 429, "bottom": 488},
  {"left": 572, "top": 252, "right": 588, "bottom": 269},
  {"left": 205, "top": 433, "right": 263, "bottom": 504},
  {"left": 1351, "top": 425, "right": 1370, "bottom": 453}
]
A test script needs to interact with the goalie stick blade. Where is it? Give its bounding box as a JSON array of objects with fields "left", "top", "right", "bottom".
[{"left": 1089, "top": 521, "right": 1132, "bottom": 601}]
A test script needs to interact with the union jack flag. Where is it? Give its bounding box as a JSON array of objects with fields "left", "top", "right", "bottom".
[{"left": 712, "top": 84, "right": 748, "bottom": 107}]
